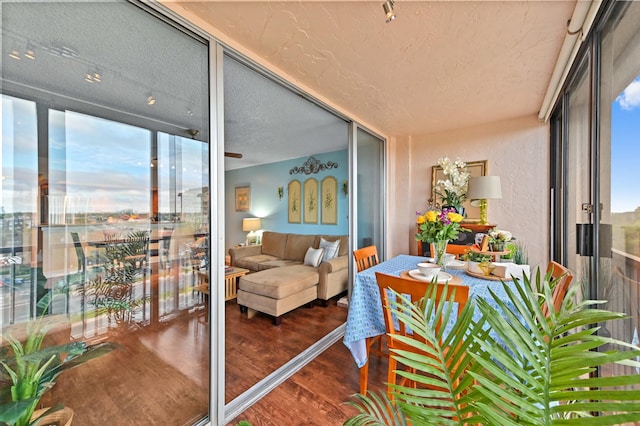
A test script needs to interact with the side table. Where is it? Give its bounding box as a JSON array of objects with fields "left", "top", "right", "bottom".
[
  {"left": 223, "top": 267, "right": 250, "bottom": 301},
  {"left": 196, "top": 267, "right": 250, "bottom": 301}
]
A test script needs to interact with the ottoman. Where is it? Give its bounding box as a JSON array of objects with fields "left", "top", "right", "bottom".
[{"left": 237, "top": 265, "right": 319, "bottom": 325}]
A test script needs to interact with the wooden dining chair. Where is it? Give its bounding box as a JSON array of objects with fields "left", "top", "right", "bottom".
[
  {"left": 429, "top": 243, "right": 470, "bottom": 259},
  {"left": 542, "top": 260, "right": 574, "bottom": 317},
  {"left": 375, "top": 272, "right": 470, "bottom": 398},
  {"left": 353, "top": 245, "right": 380, "bottom": 273},
  {"left": 352, "top": 245, "right": 384, "bottom": 394}
]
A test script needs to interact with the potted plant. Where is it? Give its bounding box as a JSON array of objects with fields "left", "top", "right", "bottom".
[
  {"left": 488, "top": 228, "right": 512, "bottom": 252},
  {"left": 345, "top": 268, "right": 640, "bottom": 424},
  {"left": 462, "top": 250, "right": 491, "bottom": 274},
  {"left": 79, "top": 230, "right": 150, "bottom": 330},
  {"left": 0, "top": 295, "right": 119, "bottom": 426}
]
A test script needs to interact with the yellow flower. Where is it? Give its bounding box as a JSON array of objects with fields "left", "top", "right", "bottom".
[
  {"left": 448, "top": 212, "right": 463, "bottom": 223},
  {"left": 425, "top": 211, "right": 438, "bottom": 222},
  {"left": 416, "top": 215, "right": 426, "bottom": 224}
]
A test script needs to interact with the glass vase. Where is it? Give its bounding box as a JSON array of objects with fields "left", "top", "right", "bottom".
[{"left": 433, "top": 239, "right": 449, "bottom": 269}]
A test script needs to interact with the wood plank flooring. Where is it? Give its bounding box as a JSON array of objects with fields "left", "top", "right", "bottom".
[{"left": 36, "top": 295, "right": 388, "bottom": 425}]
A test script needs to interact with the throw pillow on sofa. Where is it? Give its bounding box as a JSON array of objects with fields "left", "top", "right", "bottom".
[
  {"left": 319, "top": 238, "right": 340, "bottom": 261},
  {"left": 304, "top": 247, "right": 325, "bottom": 267}
]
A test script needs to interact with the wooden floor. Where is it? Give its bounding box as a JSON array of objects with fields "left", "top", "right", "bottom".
[
  {"left": 36, "top": 295, "right": 388, "bottom": 425},
  {"left": 225, "top": 296, "right": 388, "bottom": 425}
]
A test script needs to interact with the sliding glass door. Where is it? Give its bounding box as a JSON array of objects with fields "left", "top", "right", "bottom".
[
  {"left": 597, "top": 1, "right": 640, "bottom": 380},
  {"left": 354, "top": 127, "right": 385, "bottom": 256},
  {"left": 1, "top": 2, "right": 211, "bottom": 423},
  {"left": 551, "top": 0, "right": 640, "bottom": 385}
]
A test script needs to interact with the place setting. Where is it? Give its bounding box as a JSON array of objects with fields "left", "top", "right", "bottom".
[{"left": 403, "top": 261, "right": 464, "bottom": 284}]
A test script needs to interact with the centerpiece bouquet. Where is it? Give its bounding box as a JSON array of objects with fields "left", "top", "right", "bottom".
[
  {"left": 415, "top": 207, "right": 467, "bottom": 267},
  {"left": 434, "top": 157, "right": 470, "bottom": 213}
]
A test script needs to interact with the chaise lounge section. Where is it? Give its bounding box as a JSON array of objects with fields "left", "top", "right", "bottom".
[{"left": 229, "top": 231, "right": 348, "bottom": 325}]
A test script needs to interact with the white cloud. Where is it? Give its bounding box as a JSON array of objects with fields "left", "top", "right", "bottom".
[{"left": 617, "top": 78, "right": 640, "bottom": 110}]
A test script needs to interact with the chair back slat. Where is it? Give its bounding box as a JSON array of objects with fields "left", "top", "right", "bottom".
[
  {"left": 353, "top": 245, "right": 380, "bottom": 272},
  {"left": 375, "top": 272, "right": 469, "bottom": 342},
  {"left": 543, "top": 260, "right": 574, "bottom": 316},
  {"left": 374, "top": 272, "right": 470, "bottom": 397}
]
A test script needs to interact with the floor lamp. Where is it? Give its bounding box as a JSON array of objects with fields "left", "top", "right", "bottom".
[{"left": 467, "top": 176, "right": 502, "bottom": 225}]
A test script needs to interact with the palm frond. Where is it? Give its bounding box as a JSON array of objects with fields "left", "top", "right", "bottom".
[
  {"left": 470, "top": 274, "right": 640, "bottom": 425},
  {"left": 345, "top": 267, "right": 640, "bottom": 425}
]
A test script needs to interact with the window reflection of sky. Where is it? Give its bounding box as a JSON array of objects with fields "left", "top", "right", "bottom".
[
  {"left": 2, "top": 96, "right": 208, "bottom": 215},
  {"left": 2, "top": 76, "right": 638, "bottom": 215},
  {"left": 612, "top": 76, "right": 640, "bottom": 213}
]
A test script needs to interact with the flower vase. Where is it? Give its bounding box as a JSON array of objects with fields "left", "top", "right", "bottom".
[{"left": 433, "top": 240, "right": 449, "bottom": 269}]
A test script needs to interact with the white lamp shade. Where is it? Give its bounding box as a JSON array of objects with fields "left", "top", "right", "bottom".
[
  {"left": 467, "top": 176, "right": 502, "bottom": 200},
  {"left": 242, "top": 217, "right": 261, "bottom": 232}
]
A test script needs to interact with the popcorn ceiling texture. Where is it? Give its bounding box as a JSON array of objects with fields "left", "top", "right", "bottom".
[{"left": 172, "top": 0, "right": 575, "bottom": 137}]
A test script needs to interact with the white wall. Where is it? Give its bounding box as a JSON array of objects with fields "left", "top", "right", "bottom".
[{"left": 388, "top": 115, "right": 550, "bottom": 272}]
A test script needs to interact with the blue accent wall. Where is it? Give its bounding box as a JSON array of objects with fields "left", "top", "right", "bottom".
[{"left": 225, "top": 150, "right": 348, "bottom": 250}]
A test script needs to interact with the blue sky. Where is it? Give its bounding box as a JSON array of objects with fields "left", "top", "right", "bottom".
[{"left": 612, "top": 76, "right": 640, "bottom": 213}]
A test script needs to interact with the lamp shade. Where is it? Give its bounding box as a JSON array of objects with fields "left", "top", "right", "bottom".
[
  {"left": 467, "top": 176, "right": 502, "bottom": 200},
  {"left": 242, "top": 217, "right": 261, "bottom": 232}
]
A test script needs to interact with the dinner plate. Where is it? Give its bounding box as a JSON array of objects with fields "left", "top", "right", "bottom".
[
  {"left": 408, "top": 269, "right": 454, "bottom": 283},
  {"left": 446, "top": 260, "right": 467, "bottom": 270}
]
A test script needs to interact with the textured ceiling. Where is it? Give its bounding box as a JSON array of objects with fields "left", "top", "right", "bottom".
[
  {"left": 177, "top": 0, "right": 577, "bottom": 137},
  {"left": 1, "top": 1, "right": 579, "bottom": 172}
]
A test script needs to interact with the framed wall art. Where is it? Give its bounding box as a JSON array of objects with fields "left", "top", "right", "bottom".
[
  {"left": 321, "top": 176, "right": 338, "bottom": 225},
  {"left": 303, "top": 178, "right": 318, "bottom": 224},
  {"left": 235, "top": 186, "right": 251, "bottom": 212},
  {"left": 431, "top": 160, "right": 487, "bottom": 221},
  {"left": 288, "top": 180, "right": 302, "bottom": 223}
]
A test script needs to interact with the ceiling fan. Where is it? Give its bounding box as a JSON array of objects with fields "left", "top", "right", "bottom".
[{"left": 186, "top": 129, "right": 243, "bottom": 159}]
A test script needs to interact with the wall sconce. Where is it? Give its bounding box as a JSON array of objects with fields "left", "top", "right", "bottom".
[
  {"left": 342, "top": 180, "right": 348, "bottom": 197},
  {"left": 467, "top": 176, "right": 502, "bottom": 225},
  {"left": 277, "top": 186, "right": 284, "bottom": 200}
]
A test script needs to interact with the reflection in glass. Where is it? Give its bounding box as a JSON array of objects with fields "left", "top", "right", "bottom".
[
  {"left": 600, "top": 1, "right": 640, "bottom": 387},
  {"left": 1, "top": 1, "right": 210, "bottom": 424}
]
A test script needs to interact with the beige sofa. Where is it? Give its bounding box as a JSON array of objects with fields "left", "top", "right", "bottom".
[{"left": 229, "top": 231, "right": 348, "bottom": 325}]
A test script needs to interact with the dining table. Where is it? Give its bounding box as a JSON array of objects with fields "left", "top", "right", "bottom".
[{"left": 343, "top": 254, "right": 523, "bottom": 368}]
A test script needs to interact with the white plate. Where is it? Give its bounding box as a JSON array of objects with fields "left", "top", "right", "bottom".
[
  {"left": 408, "top": 269, "right": 454, "bottom": 283},
  {"left": 446, "top": 260, "right": 467, "bottom": 270}
]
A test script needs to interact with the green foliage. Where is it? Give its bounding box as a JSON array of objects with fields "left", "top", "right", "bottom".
[
  {"left": 511, "top": 240, "right": 528, "bottom": 265},
  {"left": 344, "top": 268, "right": 640, "bottom": 425},
  {"left": 0, "top": 295, "right": 119, "bottom": 426},
  {"left": 462, "top": 251, "right": 491, "bottom": 262},
  {"left": 79, "top": 230, "right": 150, "bottom": 327}
]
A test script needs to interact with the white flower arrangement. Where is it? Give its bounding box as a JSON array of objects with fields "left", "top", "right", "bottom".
[{"left": 434, "top": 157, "right": 470, "bottom": 208}]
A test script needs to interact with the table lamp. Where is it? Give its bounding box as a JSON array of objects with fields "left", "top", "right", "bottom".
[
  {"left": 467, "top": 176, "right": 502, "bottom": 225},
  {"left": 242, "top": 217, "right": 261, "bottom": 245}
]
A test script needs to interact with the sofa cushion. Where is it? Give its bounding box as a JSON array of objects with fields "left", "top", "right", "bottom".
[
  {"left": 261, "top": 231, "right": 287, "bottom": 258},
  {"left": 259, "top": 259, "right": 303, "bottom": 269},
  {"left": 304, "top": 247, "right": 325, "bottom": 267},
  {"left": 284, "top": 234, "right": 316, "bottom": 261},
  {"left": 319, "top": 238, "right": 340, "bottom": 261},
  {"left": 238, "top": 265, "right": 319, "bottom": 299},
  {"left": 315, "top": 235, "right": 348, "bottom": 257},
  {"left": 235, "top": 254, "right": 281, "bottom": 271}
]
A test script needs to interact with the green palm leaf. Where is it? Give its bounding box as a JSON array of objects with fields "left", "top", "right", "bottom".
[{"left": 345, "top": 268, "right": 640, "bottom": 425}]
